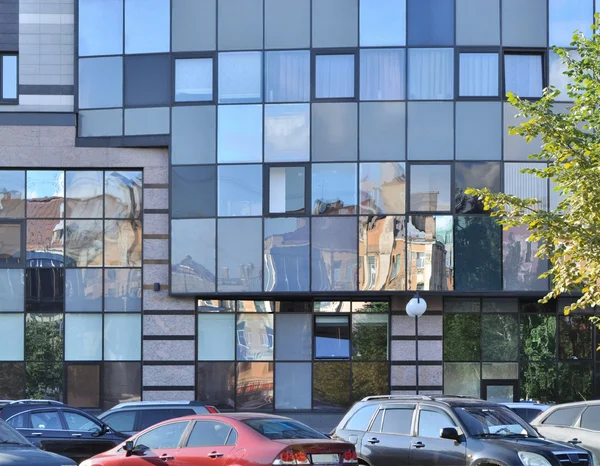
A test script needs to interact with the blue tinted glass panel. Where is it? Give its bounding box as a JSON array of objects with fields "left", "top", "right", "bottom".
[
  {"left": 360, "top": 0, "right": 406, "bottom": 46},
  {"left": 408, "top": 49, "right": 453, "bottom": 100},
  {"left": 315, "top": 316, "right": 350, "bottom": 359},
  {"left": 504, "top": 54, "right": 543, "bottom": 98},
  {"left": 265, "top": 51, "right": 310, "bottom": 103},
  {"left": 171, "top": 165, "right": 216, "bottom": 218},
  {"left": 409, "top": 165, "right": 451, "bottom": 212},
  {"left": 549, "top": 0, "right": 593, "bottom": 47},
  {"left": 407, "top": 0, "right": 454, "bottom": 46},
  {"left": 175, "top": 58, "right": 213, "bottom": 102},
  {"left": 312, "top": 163, "right": 357, "bottom": 215},
  {"left": 219, "top": 52, "right": 263, "bottom": 103},
  {"left": 218, "top": 165, "right": 263, "bottom": 216},
  {"left": 79, "top": 0, "right": 123, "bottom": 56},
  {"left": 2, "top": 56, "right": 17, "bottom": 100},
  {"left": 315, "top": 55, "right": 355, "bottom": 99},
  {"left": 264, "top": 104, "right": 310, "bottom": 162},
  {"left": 459, "top": 53, "right": 499, "bottom": 97},
  {"left": 218, "top": 105, "right": 263, "bottom": 163},
  {"left": 78, "top": 57, "right": 123, "bottom": 109},
  {"left": 125, "top": 0, "right": 170, "bottom": 54},
  {"left": 360, "top": 49, "right": 405, "bottom": 100}
]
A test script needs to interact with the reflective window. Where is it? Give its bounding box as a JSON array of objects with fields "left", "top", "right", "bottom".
[
  {"left": 65, "top": 269, "right": 102, "bottom": 312},
  {"left": 65, "top": 220, "right": 103, "bottom": 267},
  {"left": 558, "top": 363, "right": 593, "bottom": 403},
  {"left": 103, "top": 362, "right": 141, "bottom": 410},
  {"left": 504, "top": 54, "right": 543, "bottom": 98},
  {"left": 264, "top": 104, "right": 310, "bottom": 162},
  {"left": 418, "top": 409, "right": 456, "bottom": 437},
  {"left": 125, "top": 0, "right": 170, "bottom": 54},
  {"left": 549, "top": 0, "right": 593, "bottom": 47},
  {"left": 197, "top": 362, "right": 235, "bottom": 410},
  {"left": 237, "top": 314, "right": 274, "bottom": 361},
  {"left": 219, "top": 52, "right": 263, "bottom": 103},
  {"left": 459, "top": 53, "right": 499, "bottom": 97},
  {"left": 265, "top": 51, "right": 310, "bottom": 103},
  {"left": 186, "top": 421, "right": 235, "bottom": 447},
  {"left": 105, "top": 171, "right": 142, "bottom": 219},
  {"left": 172, "top": 106, "right": 216, "bottom": 165},
  {"left": 0, "top": 170, "right": 24, "bottom": 218},
  {"left": 104, "top": 220, "right": 142, "bottom": 267},
  {"left": 27, "top": 170, "right": 64, "bottom": 219},
  {"left": 407, "top": 0, "right": 454, "bottom": 46},
  {"left": 172, "top": 166, "right": 216, "bottom": 218},
  {"left": 550, "top": 50, "right": 577, "bottom": 101},
  {"left": 359, "top": 103, "right": 406, "bottom": 161},
  {"left": 104, "top": 268, "right": 141, "bottom": 312},
  {"left": 218, "top": 165, "right": 262, "bottom": 217},
  {"left": 67, "top": 365, "right": 100, "bottom": 408},
  {"left": 315, "top": 54, "right": 355, "bottom": 99},
  {"left": 198, "top": 314, "right": 235, "bottom": 360},
  {"left": 407, "top": 102, "right": 454, "bottom": 160},
  {"left": 25, "top": 268, "right": 64, "bottom": 311},
  {"left": 312, "top": 217, "right": 357, "bottom": 291},
  {"left": 352, "top": 314, "right": 388, "bottom": 360},
  {"left": 408, "top": 48, "right": 454, "bottom": 99},
  {"left": 456, "top": 102, "right": 502, "bottom": 160},
  {"left": 268, "top": 167, "right": 306, "bottom": 214},
  {"left": 455, "top": 162, "right": 501, "bottom": 214},
  {"left": 104, "top": 314, "right": 141, "bottom": 360},
  {"left": 175, "top": 58, "right": 213, "bottom": 102},
  {"left": 382, "top": 407, "right": 414, "bottom": 434},
  {"left": 27, "top": 220, "right": 64, "bottom": 266},
  {"left": 315, "top": 316, "right": 350, "bottom": 359},
  {"left": 444, "top": 362, "right": 481, "bottom": 398},
  {"left": 64, "top": 410, "right": 100, "bottom": 430},
  {"left": 360, "top": 49, "right": 405, "bottom": 100},
  {"left": 352, "top": 364, "right": 388, "bottom": 409},
  {"left": 236, "top": 362, "right": 274, "bottom": 410},
  {"left": 1, "top": 55, "right": 17, "bottom": 100},
  {"left": 78, "top": 57, "right": 123, "bottom": 109},
  {"left": 580, "top": 406, "right": 600, "bottom": 431},
  {"left": 30, "top": 411, "right": 62, "bottom": 430},
  {"left": 25, "top": 313, "right": 64, "bottom": 361},
  {"left": 79, "top": 0, "right": 123, "bottom": 56},
  {"left": 218, "top": 219, "right": 262, "bottom": 293},
  {"left": 264, "top": 217, "right": 309, "bottom": 292},
  {"left": 520, "top": 315, "right": 557, "bottom": 360},
  {"left": 135, "top": 422, "right": 189, "bottom": 450},
  {"left": 0, "top": 269, "right": 24, "bottom": 312},
  {"left": 0, "top": 314, "right": 24, "bottom": 360},
  {"left": 360, "top": 0, "right": 406, "bottom": 46},
  {"left": 312, "top": 163, "right": 357, "bottom": 215},
  {"left": 504, "top": 163, "right": 548, "bottom": 210},
  {"left": 543, "top": 406, "right": 585, "bottom": 426},
  {"left": 65, "top": 171, "right": 103, "bottom": 218},
  {"left": 65, "top": 313, "right": 102, "bottom": 361},
  {"left": 444, "top": 313, "right": 481, "bottom": 361},
  {"left": 124, "top": 54, "right": 171, "bottom": 107},
  {"left": 409, "top": 165, "right": 451, "bottom": 212},
  {"left": 218, "top": 105, "right": 263, "bottom": 163},
  {"left": 312, "top": 103, "right": 358, "bottom": 161},
  {"left": 0, "top": 363, "right": 25, "bottom": 399},
  {"left": 275, "top": 363, "right": 312, "bottom": 410},
  {"left": 0, "top": 223, "right": 21, "bottom": 265},
  {"left": 313, "top": 362, "right": 350, "bottom": 409},
  {"left": 275, "top": 314, "right": 312, "bottom": 361},
  {"left": 26, "top": 362, "right": 63, "bottom": 400},
  {"left": 360, "top": 163, "right": 406, "bottom": 215},
  {"left": 559, "top": 316, "right": 592, "bottom": 360}
]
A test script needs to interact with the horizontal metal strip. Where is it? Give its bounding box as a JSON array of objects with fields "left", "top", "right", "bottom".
[
  {"left": 143, "top": 335, "right": 195, "bottom": 341},
  {"left": 142, "top": 386, "right": 195, "bottom": 391}
]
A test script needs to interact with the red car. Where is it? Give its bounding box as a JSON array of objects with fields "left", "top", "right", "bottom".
[{"left": 80, "top": 413, "right": 357, "bottom": 466}]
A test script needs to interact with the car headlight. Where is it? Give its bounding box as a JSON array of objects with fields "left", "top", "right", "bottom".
[{"left": 518, "top": 452, "right": 552, "bottom": 466}]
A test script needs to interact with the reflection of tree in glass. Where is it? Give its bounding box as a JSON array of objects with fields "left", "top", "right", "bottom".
[
  {"left": 25, "top": 314, "right": 63, "bottom": 362},
  {"left": 482, "top": 314, "right": 519, "bottom": 361},
  {"left": 444, "top": 314, "right": 481, "bottom": 361},
  {"left": 313, "top": 362, "right": 350, "bottom": 409},
  {"left": 557, "top": 363, "right": 593, "bottom": 403},
  {"left": 352, "top": 302, "right": 388, "bottom": 361},
  {"left": 352, "top": 363, "right": 388, "bottom": 403},
  {"left": 520, "top": 316, "right": 557, "bottom": 402},
  {"left": 26, "top": 362, "right": 63, "bottom": 401},
  {"left": 559, "top": 316, "right": 592, "bottom": 360}
]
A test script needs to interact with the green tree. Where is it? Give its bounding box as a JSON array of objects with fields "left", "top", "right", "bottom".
[{"left": 467, "top": 19, "right": 600, "bottom": 338}]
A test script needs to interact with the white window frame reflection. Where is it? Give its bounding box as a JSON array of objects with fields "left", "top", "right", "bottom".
[
  {"left": 1, "top": 54, "right": 18, "bottom": 102},
  {"left": 265, "top": 164, "right": 309, "bottom": 216}
]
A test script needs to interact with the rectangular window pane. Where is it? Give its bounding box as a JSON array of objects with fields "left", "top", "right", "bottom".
[
  {"left": 236, "top": 362, "right": 273, "bottom": 410},
  {"left": 360, "top": 49, "right": 406, "bottom": 100},
  {"left": 312, "top": 163, "right": 357, "bottom": 215},
  {"left": 264, "top": 104, "right": 310, "bottom": 162},
  {"left": 352, "top": 314, "right": 388, "bottom": 360},
  {"left": 408, "top": 48, "right": 453, "bottom": 99},
  {"left": 275, "top": 314, "right": 312, "bottom": 360},
  {"left": 25, "top": 313, "right": 64, "bottom": 361},
  {"left": 0, "top": 170, "right": 25, "bottom": 218},
  {"left": 27, "top": 170, "right": 64, "bottom": 218},
  {"left": 409, "top": 165, "right": 451, "bottom": 212},
  {"left": 65, "top": 314, "right": 102, "bottom": 361},
  {"left": 218, "top": 219, "right": 262, "bottom": 293},
  {"left": 549, "top": 0, "right": 593, "bottom": 47},
  {"left": 275, "top": 363, "right": 311, "bottom": 409},
  {"left": 352, "top": 362, "right": 389, "bottom": 403},
  {"left": 125, "top": 0, "right": 170, "bottom": 54},
  {"left": 0, "top": 314, "right": 23, "bottom": 360},
  {"left": 237, "top": 314, "right": 274, "bottom": 361},
  {"left": 79, "top": 0, "right": 123, "bottom": 56},
  {"left": 315, "top": 316, "right": 350, "bottom": 359},
  {"left": 0, "top": 269, "right": 24, "bottom": 312},
  {"left": 198, "top": 314, "right": 234, "bottom": 360},
  {"left": 360, "top": 0, "right": 406, "bottom": 46},
  {"left": 521, "top": 362, "right": 556, "bottom": 403},
  {"left": 104, "top": 268, "right": 141, "bottom": 312},
  {"left": 504, "top": 54, "right": 543, "bottom": 98},
  {"left": 559, "top": 316, "right": 592, "bottom": 360},
  {"left": 25, "top": 268, "right": 64, "bottom": 312},
  {"left": 105, "top": 171, "right": 142, "bottom": 219},
  {"left": 504, "top": 163, "right": 548, "bottom": 210},
  {"left": 0, "top": 363, "right": 25, "bottom": 399},
  {"left": 0, "top": 223, "right": 21, "bottom": 265},
  {"left": 65, "top": 220, "right": 103, "bottom": 267},
  {"left": 27, "top": 220, "right": 64, "bottom": 266},
  {"left": 459, "top": 53, "right": 499, "bottom": 97},
  {"left": 26, "top": 362, "right": 63, "bottom": 400},
  {"left": 265, "top": 51, "right": 310, "bottom": 102},
  {"left": 360, "top": 162, "right": 406, "bottom": 215},
  {"left": 2, "top": 55, "right": 17, "bottom": 100},
  {"left": 197, "top": 362, "right": 235, "bottom": 410},
  {"left": 444, "top": 314, "right": 481, "bottom": 361},
  {"left": 67, "top": 364, "right": 100, "bottom": 408},
  {"left": 219, "top": 52, "right": 262, "bottom": 103},
  {"left": 407, "top": 0, "right": 454, "bottom": 46},
  {"left": 269, "top": 167, "right": 305, "bottom": 214},
  {"left": 503, "top": 226, "right": 548, "bottom": 291},
  {"left": 65, "top": 269, "right": 102, "bottom": 312},
  {"left": 550, "top": 50, "right": 577, "bottom": 101},
  {"left": 78, "top": 57, "right": 123, "bottom": 109},
  {"left": 558, "top": 363, "right": 593, "bottom": 403},
  {"left": 315, "top": 54, "right": 355, "bottom": 99},
  {"left": 175, "top": 58, "right": 213, "bottom": 102},
  {"left": 444, "top": 363, "right": 480, "bottom": 398},
  {"left": 104, "top": 314, "right": 141, "bottom": 360},
  {"left": 313, "top": 362, "right": 350, "bottom": 409},
  {"left": 482, "top": 362, "right": 519, "bottom": 379},
  {"left": 482, "top": 314, "right": 518, "bottom": 361},
  {"left": 103, "top": 362, "right": 141, "bottom": 410},
  {"left": 520, "top": 315, "right": 557, "bottom": 360},
  {"left": 218, "top": 165, "right": 262, "bottom": 216},
  {"left": 312, "top": 217, "right": 357, "bottom": 291},
  {"left": 65, "top": 171, "right": 103, "bottom": 218},
  {"left": 104, "top": 220, "right": 142, "bottom": 267},
  {"left": 218, "top": 105, "right": 263, "bottom": 163},
  {"left": 171, "top": 165, "right": 216, "bottom": 218},
  {"left": 264, "top": 218, "right": 309, "bottom": 292},
  {"left": 455, "top": 162, "right": 501, "bottom": 214}
]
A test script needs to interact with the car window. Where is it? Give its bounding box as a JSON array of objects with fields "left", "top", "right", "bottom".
[
  {"left": 580, "top": 406, "right": 600, "bottom": 431},
  {"left": 0, "top": 419, "right": 30, "bottom": 445},
  {"left": 543, "top": 407, "right": 584, "bottom": 427},
  {"left": 30, "top": 411, "right": 63, "bottom": 430},
  {"left": 369, "top": 410, "right": 383, "bottom": 433},
  {"left": 381, "top": 407, "right": 415, "bottom": 435},
  {"left": 510, "top": 408, "right": 540, "bottom": 423},
  {"left": 344, "top": 405, "right": 378, "bottom": 431},
  {"left": 418, "top": 409, "right": 456, "bottom": 438},
  {"left": 6, "top": 414, "right": 29, "bottom": 429},
  {"left": 139, "top": 409, "right": 194, "bottom": 431},
  {"left": 243, "top": 419, "right": 327, "bottom": 440},
  {"left": 63, "top": 411, "right": 101, "bottom": 432},
  {"left": 186, "top": 421, "right": 236, "bottom": 447},
  {"left": 103, "top": 411, "right": 137, "bottom": 432},
  {"left": 135, "top": 421, "right": 189, "bottom": 450}
]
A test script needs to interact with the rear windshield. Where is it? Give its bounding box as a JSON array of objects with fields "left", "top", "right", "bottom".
[
  {"left": 243, "top": 419, "right": 328, "bottom": 440},
  {"left": 0, "top": 419, "right": 30, "bottom": 445}
]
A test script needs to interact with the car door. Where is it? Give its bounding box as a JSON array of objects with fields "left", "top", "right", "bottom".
[
  {"left": 176, "top": 420, "right": 237, "bottom": 466},
  {"left": 121, "top": 420, "right": 190, "bottom": 466},
  {"left": 576, "top": 405, "right": 600, "bottom": 460},
  {"left": 20, "top": 409, "right": 70, "bottom": 455},
  {"left": 359, "top": 404, "right": 415, "bottom": 466},
  {"left": 534, "top": 406, "right": 586, "bottom": 444},
  {"left": 101, "top": 410, "right": 138, "bottom": 437},
  {"left": 334, "top": 404, "right": 378, "bottom": 454},
  {"left": 409, "top": 405, "right": 465, "bottom": 466},
  {"left": 60, "top": 409, "right": 118, "bottom": 463}
]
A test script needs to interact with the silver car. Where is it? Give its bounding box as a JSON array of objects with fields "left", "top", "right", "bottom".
[{"left": 530, "top": 400, "right": 600, "bottom": 463}]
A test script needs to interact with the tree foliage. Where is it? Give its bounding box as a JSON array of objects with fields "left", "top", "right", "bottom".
[{"left": 467, "top": 19, "right": 600, "bottom": 338}]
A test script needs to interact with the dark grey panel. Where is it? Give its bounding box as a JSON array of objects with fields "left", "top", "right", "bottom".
[
  {"left": 0, "top": 1, "right": 18, "bottom": 52},
  {"left": 75, "top": 135, "right": 169, "bottom": 147},
  {"left": 19, "top": 85, "right": 75, "bottom": 96},
  {"left": 0, "top": 113, "right": 76, "bottom": 126},
  {"left": 124, "top": 54, "right": 171, "bottom": 107}
]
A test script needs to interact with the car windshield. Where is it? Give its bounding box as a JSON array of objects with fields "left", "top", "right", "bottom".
[
  {"left": 243, "top": 419, "right": 328, "bottom": 440},
  {"left": 0, "top": 420, "right": 31, "bottom": 445},
  {"left": 455, "top": 406, "right": 538, "bottom": 438}
]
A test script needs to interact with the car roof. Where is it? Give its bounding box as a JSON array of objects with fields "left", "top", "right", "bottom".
[
  {"left": 358, "top": 395, "right": 502, "bottom": 408},
  {"left": 544, "top": 399, "right": 600, "bottom": 410},
  {"left": 502, "top": 402, "right": 551, "bottom": 409},
  {"left": 108, "top": 401, "right": 206, "bottom": 410}
]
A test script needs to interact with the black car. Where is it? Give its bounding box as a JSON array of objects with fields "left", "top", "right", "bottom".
[
  {"left": 0, "top": 400, "right": 128, "bottom": 464},
  {"left": 0, "top": 418, "right": 76, "bottom": 465},
  {"left": 332, "top": 395, "right": 593, "bottom": 466}
]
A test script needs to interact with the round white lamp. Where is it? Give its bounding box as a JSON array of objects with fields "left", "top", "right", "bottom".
[{"left": 406, "top": 293, "right": 427, "bottom": 318}]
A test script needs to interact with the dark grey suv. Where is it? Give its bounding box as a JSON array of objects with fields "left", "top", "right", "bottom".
[{"left": 331, "top": 395, "right": 593, "bottom": 466}]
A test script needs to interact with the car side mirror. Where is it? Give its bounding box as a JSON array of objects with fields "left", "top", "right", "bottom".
[
  {"left": 124, "top": 440, "right": 134, "bottom": 457},
  {"left": 440, "top": 427, "right": 461, "bottom": 442}
]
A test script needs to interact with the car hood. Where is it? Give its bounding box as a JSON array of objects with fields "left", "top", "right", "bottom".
[
  {"left": 476, "top": 436, "right": 589, "bottom": 454},
  {"left": 0, "top": 445, "right": 76, "bottom": 465}
]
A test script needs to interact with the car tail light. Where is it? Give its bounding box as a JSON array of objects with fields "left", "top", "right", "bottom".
[
  {"left": 273, "top": 449, "right": 311, "bottom": 465},
  {"left": 343, "top": 451, "right": 357, "bottom": 464},
  {"left": 205, "top": 405, "right": 219, "bottom": 414}
]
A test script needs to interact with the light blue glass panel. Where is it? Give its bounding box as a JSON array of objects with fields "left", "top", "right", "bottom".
[
  {"left": 175, "top": 58, "right": 213, "bottom": 102},
  {"left": 219, "top": 52, "right": 262, "bottom": 103},
  {"left": 79, "top": 0, "right": 123, "bottom": 56},
  {"left": 2, "top": 56, "right": 17, "bottom": 99},
  {"left": 218, "top": 165, "right": 262, "bottom": 216},
  {"left": 360, "top": 49, "right": 406, "bottom": 100},
  {"left": 504, "top": 54, "right": 543, "bottom": 98},
  {"left": 65, "top": 314, "right": 102, "bottom": 361},
  {"left": 264, "top": 104, "right": 310, "bottom": 162},
  {"left": 78, "top": 57, "right": 123, "bottom": 109},
  {"left": 360, "top": 0, "right": 406, "bottom": 46},
  {"left": 125, "top": 0, "right": 170, "bottom": 54},
  {"left": 315, "top": 55, "right": 355, "bottom": 99},
  {"left": 408, "top": 48, "right": 453, "bottom": 100},
  {"left": 312, "top": 163, "right": 357, "bottom": 215},
  {"left": 265, "top": 51, "right": 310, "bottom": 102},
  {"left": 104, "top": 314, "right": 141, "bottom": 360},
  {"left": 549, "top": 0, "right": 593, "bottom": 47},
  {"left": 218, "top": 105, "right": 263, "bottom": 163},
  {"left": 275, "top": 363, "right": 312, "bottom": 409},
  {"left": 0, "top": 314, "right": 23, "bottom": 360},
  {"left": 198, "top": 314, "right": 235, "bottom": 360},
  {"left": 0, "top": 269, "right": 24, "bottom": 312},
  {"left": 459, "top": 53, "right": 499, "bottom": 97}
]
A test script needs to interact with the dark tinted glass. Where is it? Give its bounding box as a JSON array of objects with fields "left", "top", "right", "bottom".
[
  {"left": 543, "top": 406, "right": 585, "bottom": 426},
  {"left": 172, "top": 166, "right": 216, "bottom": 218},
  {"left": 315, "top": 316, "right": 350, "bottom": 359},
  {"left": 580, "top": 406, "right": 600, "bottom": 431},
  {"left": 559, "top": 316, "right": 592, "bottom": 360},
  {"left": 25, "top": 362, "right": 63, "bottom": 400},
  {"left": 455, "top": 216, "right": 501, "bottom": 291},
  {"left": 382, "top": 407, "right": 415, "bottom": 435},
  {"left": 558, "top": 363, "right": 593, "bottom": 403},
  {"left": 482, "top": 314, "right": 518, "bottom": 361},
  {"left": 520, "top": 315, "right": 557, "bottom": 360},
  {"left": 345, "top": 405, "right": 378, "bottom": 431},
  {"left": 65, "top": 220, "right": 103, "bottom": 267},
  {"left": 67, "top": 364, "right": 100, "bottom": 408},
  {"left": 197, "top": 362, "right": 235, "bottom": 410},
  {"left": 455, "top": 162, "right": 501, "bottom": 214},
  {"left": 25, "top": 313, "right": 64, "bottom": 361},
  {"left": 135, "top": 421, "right": 188, "bottom": 450},
  {"left": 0, "top": 223, "right": 21, "bottom": 265},
  {"left": 25, "top": 268, "right": 64, "bottom": 312},
  {"left": 65, "top": 171, "right": 103, "bottom": 218},
  {"left": 352, "top": 362, "right": 389, "bottom": 403},
  {"left": 243, "top": 419, "right": 327, "bottom": 440},
  {"left": 104, "top": 220, "right": 142, "bottom": 267},
  {"left": 444, "top": 314, "right": 481, "bottom": 361},
  {"left": 139, "top": 410, "right": 185, "bottom": 431},
  {"left": 236, "top": 362, "right": 274, "bottom": 410},
  {"left": 124, "top": 54, "right": 171, "bottom": 107},
  {"left": 104, "top": 171, "right": 142, "bottom": 219},
  {"left": 187, "top": 421, "right": 234, "bottom": 447},
  {"left": 218, "top": 219, "right": 262, "bottom": 293},
  {"left": 103, "top": 362, "right": 141, "bottom": 410},
  {"left": 103, "top": 411, "right": 136, "bottom": 432},
  {"left": 0, "top": 363, "right": 25, "bottom": 399},
  {"left": 313, "top": 362, "right": 350, "bottom": 409},
  {"left": 407, "top": 0, "right": 454, "bottom": 46},
  {"left": 0, "top": 170, "right": 25, "bottom": 218},
  {"left": 352, "top": 315, "right": 388, "bottom": 360},
  {"left": 520, "top": 362, "right": 557, "bottom": 404},
  {"left": 217, "top": 165, "right": 262, "bottom": 216}
]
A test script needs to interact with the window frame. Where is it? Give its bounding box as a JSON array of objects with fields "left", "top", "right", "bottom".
[
  {"left": 182, "top": 420, "right": 239, "bottom": 448},
  {"left": 313, "top": 314, "right": 351, "bottom": 360},
  {"left": 0, "top": 53, "right": 18, "bottom": 104},
  {"left": 415, "top": 404, "right": 459, "bottom": 438},
  {"left": 312, "top": 49, "right": 358, "bottom": 102},
  {"left": 133, "top": 420, "right": 191, "bottom": 450},
  {"left": 455, "top": 47, "right": 501, "bottom": 100},
  {"left": 263, "top": 163, "right": 311, "bottom": 218},
  {"left": 0, "top": 219, "right": 25, "bottom": 267},
  {"left": 378, "top": 404, "right": 417, "bottom": 436},
  {"left": 502, "top": 49, "right": 547, "bottom": 101},
  {"left": 172, "top": 53, "right": 217, "bottom": 106}
]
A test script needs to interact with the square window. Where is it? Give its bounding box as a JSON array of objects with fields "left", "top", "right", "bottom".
[
  {"left": 65, "top": 220, "right": 103, "bottom": 267},
  {"left": 360, "top": 49, "right": 406, "bottom": 100},
  {"left": 171, "top": 166, "right": 216, "bottom": 218},
  {"left": 25, "top": 313, "right": 64, "bottom": 361},
  {"left": 311, "top": 103, "right": 358, "bottom": 161},
  {"left": 265, "top": 0, "right": 310, "bottom": 49},
  {"left": 502, "top": 0, "right": 547, "bottom": 47},
  {"left": 275, "top": 362, "right": 312, "bottom": 409},
  {"left": 315, "top": 54, "right": 355, "bottom": 99},
  {"left": 237, "top": 314, "right": 274, "bottom": 361},
  {"left": 25, "top": 268, "right": 64, "bottom": 312},
  {"left": 175, "top": 58, "right": 213, "bottom": 102},
  {"left": 409, "top": 165, "right": 452, "bottom": 212},
  {"left": 78, "top": 57, "right": 123, "bottom": 109},
  {"left": 456, "top": 0, "right": 500, "bottom": 46},
  {"left": 218, "top": 52, "right": 263, "bottom": 103},
  {"left": 103, "top": 362, "right": 141, "bottom": 410},
  {"left": 0, "top": 269, "right": 24, "bottom": 312},
  {"left": 455, "top": 162, "right": 501, "bottom": 214},
  {"left": 218, "top": 105, "right": 263, "bottom": 163},
  {"left": 27, "top": 170, "right": 65, "bottom": 218},
  {"left": 407, "top": 0, "right": 454, "bottom": 46},
  {"left": 264, "top": 104, "right": 310, "bottom": 162},
  {"left": 105, "top": 171, "right": 142, "bottom": 219},
  {"left": 104, "top": 220, "right": 142, "bottom": 267},
  {"left": 125, "top": 0, "right": 170, "bottom": 54},
  {"left": 236, "top": 362, "right": 274, "bottom": 409},
  {"left": 66, "top": 171, "right": 103, "bottom": 219},
  {"left": 1, "top": 55, "right": 18, "bottom": 101},
  {"left": 218, "top": 165, "right": 262, "bottom": 216},
  {"left": 312, "top": 163, "right": 357, "bottom": 215},
  {"left": 312, "top": 0, "right": 358, "bottom": 48},
  {"left": 549, "top": 0, "right": 593, "bottom": 47},
  {"left": 65, "top": 269, "right": 102, "bottom": 312},
  {"left": 504, "top": 53, "right": 543, "bottom": 98},
  {"left": 268, "top": 166, "right": 306, "bottom": 215},
  {"left": 315, "top": 316, "right": 350, "bottom": 359},
  {"left": 79, "top": 0, "right": 123, "bottom": 56},
  {"left": 408, "top": 48, "right": 453, "bottom": 100},
  {"left": 197, "top": 362, "right": 235, "bottom": 410},
  {"left": 67, "top": 364, "right": 100, "bottom": 408},
  {"left": 313, "top": 361, "right": 351, "bottom": 408},
  {"left": 0, "top": 223, "right": 22, "bottom": 266},
  {"left": 459, "top": 53, "right": 499, "bottom": 97},
  {"left": 359, "top": 163, "right": 406, "bottom": 215},
  {"left": 265, "top": 51, "right": 310, "bottom": 103},
  {"left": 198, "top": 314, "right": 235, "bottom": 360},
  {"left": 359, "top": 102, "right": 406, "bottom": 161},
  {"left": 172, "top": 106, "right": 216, "bottom": 165},
  {"left": 456, "top": 102, "right": 502, "bottom": 160},
  {"left": 275, "top": 314, "right": 312, "bottom": 360},
  {"left": 27, "top": 220, "right": 64, "bottom": 266},
  {"left": 218, "top": 0, "right": 264, "bottom": 51},
  {"left": 104, "top": 268, "right": 141, "bottom": 312},
  {"left": 360, "top": 0, "right": 406, "bottom": 46},
  {"left": 65, "top": 313, "right": 102, "bottom": 361},
  {"left": 407, "top": 102, "right": 454, "bottom": 160},
  {"left": 104, "top": 314, "right": 141, "bottom": 360},
  {"left": 124, "top": 54, "right": 171, "bottom": 107}
]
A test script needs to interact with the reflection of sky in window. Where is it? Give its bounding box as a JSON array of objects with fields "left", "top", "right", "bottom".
[
  {"left": 2, "top": 56, "right": 17, "bottom": 99},
  {"left": 455, "top": 162, "right": 501, "bottom": 191},
  {"left": 360, "top": 162, "right": 405, "bottom": 186},
  {"left": 171, "top": 219, "right": 215, "bottom": 265},
  {"left": 125, "top": 0, "right": 170, "bottom": 54},
  {"left": 550, "top": 51, "right": 579, "bottom": 99},
  {"left": 27, "top": 171, "right": 64, "bottom": 199},
  {"left": 175, "top": 59, "right": 213, "bottom": 102},
  {"left": 78, "top": 0, "right": 123, "bottom": 56},
  {"left": 407, "top": 215, "right": 453, "bottom": 244},
  {"left": 264, "top": 217, "right": 308, "bottom": 241},
  {"left": 549, "top": 0, "right": 593, "bottom": 47},
  {"left": 218, "top": 165, "right": 263, "bottom": 216},
  {"left": 315, "top": 316, "right": 350, "bottom": 359},
  {"left": 218, "top": 105, "right": 263, "bottom": 163},
  {"left": 312, "top": 164, "right": 357, "bottom": 207},
  {"left": 0, "top": 171, "right": 24, "bottom": 198},
  {"left": 218, "top": 219, "right": 262, "bottom": 278},
  {"left": 219, "top": 52, "right": 263, "bottom": 103},
  {"left": 410, "top": 165, "right": 451, "bottom": 211},
  {"left": 360, "top": 0, "right": 406, "bottom": 46},
  {"left": 264, "top": 104, "right": 310, "bottom": 162}
]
